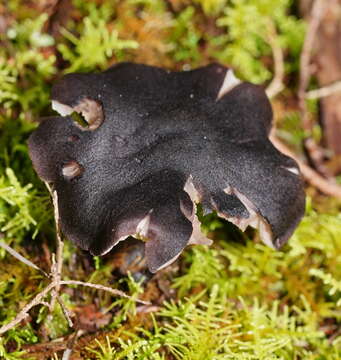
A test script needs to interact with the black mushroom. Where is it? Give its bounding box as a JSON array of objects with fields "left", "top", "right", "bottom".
[{"left": 28, "top": 62, "right": 305, "bottom": 273}]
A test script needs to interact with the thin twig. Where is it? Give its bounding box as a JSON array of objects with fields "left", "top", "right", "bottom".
[
  {"left": 44, "top": 182, "right": 64, "bottom": 311},
  {"left": 49, "top": 257, "right": 59, "bottom": 311},
  {"left": 0, "top": 182, "right": 149, "bottom": 335},
  {"left": 270, "top": 135, "right": 341, "bottom": 199},
  {"left": 53, "top": 189, "right": 64, "bottom": 289},
  {"left": 56, "top": 293, "right": 74, "bottom": 328},
  {"left": 0, "top": 240, "right": 48, "bottom": 277},
  {"left": 62, "top": 329, "right": 83, "bottom": 360},
  {"left": 0, "top": 281, "right": 56, "bottom": 335},
  {"left": 266, "top": 21, "right": 285, "bottom": 99},
  {"left": 0, "top": 279, "right": 149, "bottom": 335},
  {"left": 0, "top": 183, "right": 150, "bottom": 336},
  {"left": 59, "top": 280, "right": 150, "bottom": 305},
  {"left": 305, "top": 80, "right": 341, "bottom": 99},
  {"left": 298, "top": 0, "right": 331, "bottom": 176},
  {"left": 298, "top": 0, "right": 327, "bottom": 118},
  {"left": 62, "top": 348, "right": 73, "bottom": 360},
  {"left": 40, "top": 301, "right": 51, "bottom": 308}
]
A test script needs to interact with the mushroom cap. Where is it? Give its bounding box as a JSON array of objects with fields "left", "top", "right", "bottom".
[{"left": 28, "top": 62, "right": 305, "bottom": 273}]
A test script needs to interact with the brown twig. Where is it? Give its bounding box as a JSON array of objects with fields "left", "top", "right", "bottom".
[
  {"left": 59, "top": 280, "right": 149, "bottom": 304},
  {"left": 56, "top": 293, "right": 74, "bottom": 328},
  {"left": 305, "top": 80, "right": 341, "bottom": 99},
  {"left": 62, "top": 330, "right": 83, "bottom": 360},
  {"left": 0, "top": 239, "right": 48, "bottom": 277},
  {"left": 270, "top": 135, "right": 341, "bottom": 199},
  {"left": 266, "top": 22, "right": 285, "bottom": 99},
  {"left": 0, "top": 279, "right": 150, "bottom": 335},
  {"left": 298, "top": 0, "right": 330, "bottom": 176},
  {"left": 0, "top": 183, "right": 150, "bottom": 336},
  {"left": 44, "top": 183, "right": 64, "bottom": 311},
  {"left": 298, "top": 0, "right": 327, "bottom": 119},
  {"left": 0, "top": 281, "right": 56, "bottom": 335}
]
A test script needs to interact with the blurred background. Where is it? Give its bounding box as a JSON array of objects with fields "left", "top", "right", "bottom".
[{"left": 0, "top": 0, "right": 340, "bottom": 359}]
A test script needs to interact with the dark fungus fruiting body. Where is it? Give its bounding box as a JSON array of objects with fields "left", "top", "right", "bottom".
[{"left": 28, "top": 62, "right": 305, "bottom": 273}]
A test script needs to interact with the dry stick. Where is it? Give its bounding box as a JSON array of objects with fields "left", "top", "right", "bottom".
[
  {"left": 0, "top": 240, "right": 48, "bottom": 277},
  {"left": 44, "top": 182, "right": 64, "bottom": 311},
  {"left": 0, "top": 186, "right": 149, "bottom": 336},
  {"left": 0, "top": 279, "right": 150, "bottom": 335},
  {"left": 298, "top": 0, "right": 330, "bottom": 176},
  {"left": 62, "top": 347, "right": 73, "bottom": 360},
  {"left": 0, "top": 281, "right": 56, "bottom": 335},
  {"left": 306, "top": 80, "right": 341, "bottom": 99},
  {"left": 62, "top": 330, "right": 84, "bottom": 360},
  {"left": 270, "top": 135, "right": 341, "bottom": 199},
  {"left": 266, "top": 21, "right": 285, "bottom": 99},
  {"left": 0, "top": 184, "right": 149, "bottom": 333},
  {"left": 53, "top": 189, "right": 64, "bottom": 287},
  {"left": 298, "top": 0, "right": 327, "bottom": 115},
  {"left": 59, "top": 280, "right": 150, "bottom": 304},
  {"left": 56, "top": 293, "right": 74, "bottom": 328},
  {"left": 51, "top": 188, "right": 64, "bottom": 310}
]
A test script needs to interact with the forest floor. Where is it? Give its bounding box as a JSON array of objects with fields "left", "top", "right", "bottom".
[{"left": 0, "top": 1, "right": 340, "bottom": 359}]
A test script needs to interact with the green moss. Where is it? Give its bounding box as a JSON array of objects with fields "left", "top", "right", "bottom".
[
  {"left": 0, "top": 1, "right": 340, "bottom": 358},
  {"left": 58, "top": 17, "right": 138, "bottom": 72},
  {"left": 214, "top": 0, "right": 305, "bottom": 83}
]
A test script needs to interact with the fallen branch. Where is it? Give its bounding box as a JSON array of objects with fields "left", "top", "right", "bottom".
[{"left": 270, "top": 135, "right": 341, "bottom": 199}]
